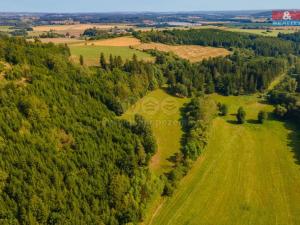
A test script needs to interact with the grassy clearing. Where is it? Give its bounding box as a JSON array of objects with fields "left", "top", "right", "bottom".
[
  {"left": 71, "top": 36, "right": 141, "bottom": 47},
  {"left": 135, "top": 42, "right": 230, "bottom": 63},
  {"left": 69, "top": 45, "right": 154, "bottom": 66},
  {"left": 150, "top": 94, "right": 300, "bottom": 225},
  {"left": 121, "top": 89, "right": 189, "bottom": 175},
  {"left": 0, "top": 26, "right": 12, "bottom": 32},
  {"left": 36, "top": 38, "right": 85, "bottom": 44}
]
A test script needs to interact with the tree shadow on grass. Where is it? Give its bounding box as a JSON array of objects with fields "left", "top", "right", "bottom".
[
  {"left": 258, "top": 99, "right": 271, "bottom": 105},
  {"left": 247, "top": 119, "right": 260, "bottom": 124},
  {"left": 284, "top": 120, "right": 300, "bottom": 166},
  {"left": 268, "top": 112, "right": 300, "bottom": 166},
  {"left": 227, "top": 120, "right": 240, "bottom": 125}
]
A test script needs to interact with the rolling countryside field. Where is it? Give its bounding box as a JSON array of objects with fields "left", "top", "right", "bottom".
[
  {"left": 121, "top": 89, "right": 190, "bottom": 175},
  {"left": 135, "top": 42, "right": 230, "bottom": 62},
  {"left": 71, "top": 36, "right": 141, "bottom": 46},
  {"left": 0, "top": 26, "right": 12, "bottom": 32},
  {"left": 70, "top": 45, "right": 154, "bottom": 66},
  {"left": 32, "top": 23, "right": 133, "bottom": 36},
  {"left": 69, "top": 36, "right": 230, "bottom": 65},
  {"left": 150, "top": 94, "right": 300, "bottom": 225}
]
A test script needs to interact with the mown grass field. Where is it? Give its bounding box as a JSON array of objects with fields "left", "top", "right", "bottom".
[
  {"left": 150, "top": 94, "right": 300, "bottom": 225},
  {"left": 71, "top": 36, "right": 141, "bottom": 46},
  {"left": 69, "top": 45, "right": 154, "bottom": 66},
  {"left": 121, "top": 89, "right": 190, "bottom": 175},
  {"left": 135, "top": 42, "right": 230, "bottom": 63}
]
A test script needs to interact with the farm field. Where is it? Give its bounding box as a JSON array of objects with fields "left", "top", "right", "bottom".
[
  {"left": 121, "top": 89, "right": 190, "bottom": 175},
  {"left": 69, "top": 36, "right": 230, "bottom": 64},
  {"left": 69, "top": 45, "right": 154, "bottom": 66},
  {"left": 33, "top": 34, "right": 235, "bottom": 65},
  {"left": 33, "top": 23, "right": 134, "bottom": 36},
  {"left": 135, "top": 42, "right": 230, "bottom": 62},
  {"left": 33, "top": 38, "right": 85, "bottom": 44},
  {"left": 71, "top": 36, "right": 141, "bottom": 46},
  {"left": 150, "top": 94, "right": 300, "bottom": 225}
]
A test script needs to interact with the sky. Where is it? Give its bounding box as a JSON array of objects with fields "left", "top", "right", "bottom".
[{"left": 0, "top": 0, "right": 299, "bottom": 12}]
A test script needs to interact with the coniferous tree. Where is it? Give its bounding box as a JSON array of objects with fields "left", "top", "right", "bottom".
[
  {"left": 236, "top": 107, "right": 246, "bottom": 124},
  {"left": 79, "top": 55, "right": 84, "bottom": 66},
  {"left": 100, "top": 52, "right": 107, "bottom": 69}
]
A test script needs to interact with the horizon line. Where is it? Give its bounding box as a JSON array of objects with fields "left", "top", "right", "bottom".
[{"left": 1, "top": 9, "right": 300, "bottom": 14}]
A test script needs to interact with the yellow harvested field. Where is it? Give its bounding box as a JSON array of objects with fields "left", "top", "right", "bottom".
[
  {"left": 33, "top": 24, "right": 132, "bottom": 32},
  {"left": 71, "top": 36, "right": 141, "bottom": 47},
  {"left": 135, "top": 42, "right": 230, "bottom": 62}
]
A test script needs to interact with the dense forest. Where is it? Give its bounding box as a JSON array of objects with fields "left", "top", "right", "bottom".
[
  {"left": 0, "top": 36, "right": 160, "bottom": 224},
  {"left": 278, "top": 31, "right": 300, "bottom": 44},
  {"left": 151, "top": 50, "right": 287, "bottom": 97}
]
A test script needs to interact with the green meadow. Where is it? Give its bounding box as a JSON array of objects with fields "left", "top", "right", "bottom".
[
  {"left": 69, "top": 45, "right": 153, "bottom": 66},
  {"left": 150, "top": 94, "right": 300, "bottom": 225},
  {"left": 121, "top": 89, "right": 190, "bottom": 175}
]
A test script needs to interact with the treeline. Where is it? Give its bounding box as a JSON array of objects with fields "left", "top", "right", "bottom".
[
  {"left": 267, "top": 56, "right": 300, "bottom": 121},
  {"left": 82, "top": 28, "right": 133, "bottom": 40},
  {"left": 163, "top": 97, "right": 217, "bottom": 195},
  {"left": 267, "top": 77, "right": 300, "bottom": 120},
  {"left": 0, "top": 36, "right": 160, "bottom": 224},
  {"left": 151, "top": 50, "right": 287, "bottom": 97},
  {"left": 83, "top": 28, "right": 121, "bottom": 39},
  {"left": 134, "top": 28, "right": 299, "bottom": 56}
]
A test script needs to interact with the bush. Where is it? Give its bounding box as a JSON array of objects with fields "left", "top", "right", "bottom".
[
  {"left": 162, "top": 182, "right": 175, "bottom": 196},
  {"left": 219, "top": 103, "right": 228, "bottom": 116},
  {"left": 236, "top": 107, "right": 246, "bottom": 124},
  {"left": 258, "top": 110, "right": 268, "bottom": 124}
]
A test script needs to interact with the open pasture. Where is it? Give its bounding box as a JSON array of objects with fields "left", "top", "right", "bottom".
[
  {"left": 69, "top": 45, "right": 154, "bottom": 66},
  {"left": 150, "top": 94, "right": 300, "bottom": 225},
  {"left": 71, "top": 36, "right": 141, "bottom": 46},
  {"left": 121, "top": 89, "right": 190, "bottom": 175}
]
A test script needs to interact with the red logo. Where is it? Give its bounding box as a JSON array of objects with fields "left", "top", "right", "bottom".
[{"left": 272, "top": 10, "right": 300, "bottom": 21}]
